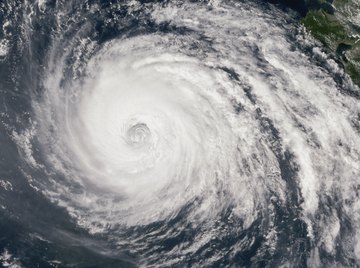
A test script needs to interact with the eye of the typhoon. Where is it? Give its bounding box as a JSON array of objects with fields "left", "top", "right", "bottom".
[
  {"left": 2, "top": 0, "right": 360, "bottom": 267},
  {"left": 125, "top": 123, "right": 151, "bottom": 146}
]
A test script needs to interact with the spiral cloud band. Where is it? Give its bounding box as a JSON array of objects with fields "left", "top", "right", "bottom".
[{"left": 8, "top": 0, "right": 360, "bottom": 266}]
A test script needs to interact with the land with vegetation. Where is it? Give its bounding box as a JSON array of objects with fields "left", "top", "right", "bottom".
[
  {"left": 273, "top": 0, "right": 360, "bottom": 87},
  {"left": 302, "top": 0, "right": 360, "bottom": 87}
]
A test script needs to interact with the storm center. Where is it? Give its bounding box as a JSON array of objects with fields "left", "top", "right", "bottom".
[{"left": 126, "top": 123, "right": 151, "bottom": 146}]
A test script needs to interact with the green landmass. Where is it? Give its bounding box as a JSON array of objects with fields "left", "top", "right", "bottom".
[{"left": 301, "top": 0, "right": 360, "bottom": 87}]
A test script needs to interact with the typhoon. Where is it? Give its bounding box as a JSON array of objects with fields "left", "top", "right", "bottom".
[{"left": 0, "top": 0, "right": 360, "bottom": 267}]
